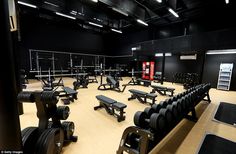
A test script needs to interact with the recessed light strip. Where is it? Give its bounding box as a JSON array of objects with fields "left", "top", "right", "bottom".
[
  {"left": 225, "top": 0, "right": 229, "bottom": 4},
  {"left": 137, "top": 19, "right": 148, "bottom": 26},
  {"left": 91, "top": 0, "right": 98, "bottom": 3},
  {"left": 111, "top": 28, "right": 122, "bottom": 34},
  {"left": 18, "top": 1, "right": 37, "bottom": 8},
  {"left": 206, "top": 51, "right": 236, "bottom": 55},
  {"left": 112, "top": 8, "right": 128, "bottom": 16},
  {"left": 44, "top": 1, "right": 59, "bottom": 7},
  {"left": 88, "top": 22, "right": 103, "bottom": 27},
  {"left": 156, "top": 0, "right": 162, "bottom": 3},
  {"left": 168, "top": 8, "right": 179, "bottom": 18},
  {"left": 55, "top": 12, "right": 76, "bottom": 20}
]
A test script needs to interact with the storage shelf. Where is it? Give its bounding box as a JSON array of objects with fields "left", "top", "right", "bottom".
[{"left": 217, "top": 63, "right": 233, "bottom": 91}]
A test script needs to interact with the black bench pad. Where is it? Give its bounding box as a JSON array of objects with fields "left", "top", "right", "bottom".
[
  {"left": 113, "top": 102, "right": 127, "bottom": 109},
  {"left": 63, "top": 87, "right": 77, "bottom": 94},
  {"left": 95, "top": 95, "right": 127, "bottom": 122},
  {"left": 96, "top": 95, "right": 116, "bottom": 104},
  {"left": 151, "top": 85, "right": 175, "bottom": 91},
  {"left": 129, "top": 89, "right": 147, "bottom": 96}
]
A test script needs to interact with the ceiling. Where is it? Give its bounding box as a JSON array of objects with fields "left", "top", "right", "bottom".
[{"left": 17, "top": 0, "right": 236, "bottom": 33}]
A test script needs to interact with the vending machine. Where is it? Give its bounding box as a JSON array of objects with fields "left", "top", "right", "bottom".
[{"left": 142, "top": 61, "right": 155, "bottom": 80}]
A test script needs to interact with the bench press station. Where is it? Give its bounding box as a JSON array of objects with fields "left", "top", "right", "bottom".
[
  {"left": 94, "top": 95, "right": 127, "bottom": 122},
  {"left": 128, "top": 89, "right": 157, "bottom": 106},
  {"left": 150, "top": 85, "right": 175, "bottom": 96}
]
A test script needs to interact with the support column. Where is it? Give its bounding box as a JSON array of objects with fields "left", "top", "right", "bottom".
[
  {"left": 161, "top": 54, "right": 166, "bottom": 85},
  {"left": 0, "top": 0, "right": 23, "bottom": 152}
]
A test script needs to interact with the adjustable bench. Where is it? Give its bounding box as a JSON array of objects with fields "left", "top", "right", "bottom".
[
  {"left": 94, "top": 95, "right": 127, "bottom": 122},
  {"left": 136, "top": 78, "right": 151, "bottom": 87},
  {"left": 59, "top": 87, "right": 78, "bottom": 105},
  {"left": 150, "top": 85, "right": 175, "bottom": 96},
  {"left": 128, "top": 89, "right": 157, "bottom": 106}
]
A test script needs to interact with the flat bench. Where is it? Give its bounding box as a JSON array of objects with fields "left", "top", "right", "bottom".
[
  {"left": 59, "top": 87, "right": 78, "bottom": 105},
  {"left": 150, "top": 85, "right": 175, "bottom": 96},
  {"left": 136, "top": 78, "right": 151, "bottom": 87},
  {"left": 94, "top": 95, "right": 127, "bottom": 122},
  {"left": 128, "top": 89, "right": 157, "bottom": 106}
]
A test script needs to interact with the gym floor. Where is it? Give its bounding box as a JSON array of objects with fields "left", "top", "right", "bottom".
[{"left": 20, "top": 77, "right": 236, "bottom": 154}]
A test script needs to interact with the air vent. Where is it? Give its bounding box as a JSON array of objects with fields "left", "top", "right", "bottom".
[{"left": 180, "top": 54, "right": 197, "bottom": 60}]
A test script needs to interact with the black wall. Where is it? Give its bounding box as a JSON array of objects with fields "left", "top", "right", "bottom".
[
  {"left": 203, "top": 54, "right": 236, "bottom": 90},
  {"left": 18, "top": 14, "right": 105, "bottom": 71}
]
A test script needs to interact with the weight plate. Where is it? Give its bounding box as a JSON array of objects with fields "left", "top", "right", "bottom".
[
  {"left": 134, "top": 111, "right": 147, "bottom": 128},
  {"left": 149, "top": 113, "right": 166, "bottom": 131},
  {"left": 21, "top": 127, "right": 38, "bottom": 154},
  {"left": 61, "top": 121, "right": 75, "bottom": 140}
]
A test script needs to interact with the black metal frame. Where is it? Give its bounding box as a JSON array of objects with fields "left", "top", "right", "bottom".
[
  {"left": 128, "top": 92, "right": 156, "bottom": 106},
  {"left": 94, "top": 99, "right": 127, "bottom": 122},
  {"left": 150, "top": 86, "right": 175, "bottom": 97}
]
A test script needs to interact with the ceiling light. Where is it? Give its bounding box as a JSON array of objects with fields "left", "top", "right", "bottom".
[
  {"left": 111, "top": 28, "right": 122, "bottom": 34},
  {"left": 137, "top": 19, "right": 148, "bottom": 26},
  {"left": 88, "top": 22, "right": 103, "bottom": 27},
  {"left": 44, "top": 1, "right": 59, "bottom": 7},
  {"left": 70, "top": 10, "right": 77, "bottom": 15},
  {"left": 225, "top": 0, "right": 229, "bottom": 4},
  {"left": 55, "top": 12, "right": 76, "bottom": 20},
  {"left": 156, "top": 0, "right": 162, "bottom": 3},
  {"left": 206, "top": 50, "right": 236, "bottom": 55},
  {"left": 17, "top": 1, "right": 37, "bottom": 8},
  {"left": 155, "top": 53, "right": 163, "bottom": 57},
  {"left": 91, "top": 0, "right": 98, "bottom": 2},
  {"left": 112, "top": 8, "right": 128, "bottom": 16},
  {"left": 165, "top": 53, "right": 172, "bottom": 56},
  {"left": 168, "top": 8, "right": 179, "bottom": 18}
]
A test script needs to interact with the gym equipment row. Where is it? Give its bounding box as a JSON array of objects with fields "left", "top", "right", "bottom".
[
  {"left": 94, "top": 95, "right": 127, "bottom": 122},
  {"left": 17, "top": 91, "right": 77, "bottom": 154},
  {"left": 117, "top": 83, "right": 211, "bottom": 154}
]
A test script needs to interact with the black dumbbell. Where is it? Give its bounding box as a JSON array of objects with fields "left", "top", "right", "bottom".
[
  {"left": 151, "top": 104, "right": 162, "bottom": 113},
  {"left": 134, "top": 111, "right": 166, "bottom": 131},
  {"left": 56, "top": 106, "right": 70, "bottom": 120},
  {"left": 159, "top": 108, "right": 174, "bottom": 129},
  {"left": 166, "top": 104, "right": 179, "bottom": 125},
  {"left": 144, "top": 107, "right": 155, "bottom": 117}
]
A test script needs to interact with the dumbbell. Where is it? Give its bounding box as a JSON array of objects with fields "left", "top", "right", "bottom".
[
  {"left": 166, "top": 104, "right": 179, "bottom": 125},
  {"left": 56, "top": 106, "right": 70, "bottom": 120},
  {"left": 177, "top": 98, "right": 188, "bottom": 115},
  {"left": 134, "top": 111, "right": 166, "bottom": 131},
  {"left": 158, "top": 108, "right": 174, "bottom": 130},
  {"left": 61, "top": 121, "right": 77, "bottom": 142}
]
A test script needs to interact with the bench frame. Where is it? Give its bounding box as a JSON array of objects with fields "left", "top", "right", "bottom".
[
  {"left": 128, "top": 90, "right": 156, "bottom": 106},
  {"left": 94, "top": 96, "right": 126, "bottom": 122},
  {"left": 151, "top": 85, "right": 175, "bottom": 97},
  {"left": 59, "top": 87, "right": 78, "bottom": 105}
]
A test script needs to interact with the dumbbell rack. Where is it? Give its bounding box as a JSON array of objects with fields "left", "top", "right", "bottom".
[
  {"left": 117, "top": 83, "right": 211, "bottom": 154},
  {"left": 18, "top": 91, "right": 77, "bottom": 154}
]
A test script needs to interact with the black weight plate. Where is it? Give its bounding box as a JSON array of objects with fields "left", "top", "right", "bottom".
[
  {"left": 57, "top": 106, "right": 70, "bottom": 120},
  {"left": 62, "top": 121, "right": 75, "bottom": 140},
  {"left": 35, "top": 128, "right": 64, "bottom": 154},
  {"left": 149, "top": 113, "right": 166, "bottom": 131},
  {"left": 21, "top": 127, "right": 38, "bottom": 154},
  {"left": 144, "top": 107, "right": 155, "bottom": 117},
  {"left": 134, "top": 111, "right": 148, "bottom": 128}
]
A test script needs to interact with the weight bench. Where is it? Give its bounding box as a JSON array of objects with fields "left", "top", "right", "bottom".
[
  {"left": 94, "top": 95, "right": 127, "bottom": 122},
  {"left": 59, "top": 87, "right": 78, "bottom": 105},
  {"left": 137, "top": 78, "right": 151, "bottom": 87},
  {"left": 128, "top": 89, "right": 157, "bottom": 106},
  {"left": 150, "top": 85, "right": 175, "bottom": 96}
]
